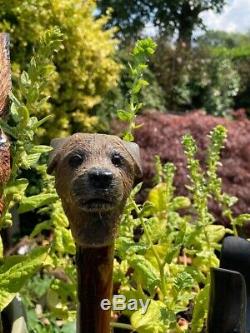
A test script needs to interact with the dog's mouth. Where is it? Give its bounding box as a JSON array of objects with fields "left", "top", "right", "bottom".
[{"left": 79, "top": 197, "right": 117, "bottom": 212}]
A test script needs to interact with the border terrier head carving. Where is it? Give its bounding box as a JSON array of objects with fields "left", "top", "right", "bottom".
[{"left": 47, "top": 133, "right": 142, "bottom": 248}]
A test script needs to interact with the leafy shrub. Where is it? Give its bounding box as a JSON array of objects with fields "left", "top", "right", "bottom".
[
  {"left": 0, "top": 27, "right": 62, "bottom": 314},
  {"left": 0, "top": 28, "right": 77, "bottom": 332},
  {"left": 119, "top": 111, "right": 250, "bottom": 227},
  {"left": 94, "top": 48, "right": 166, "bottom": 131},
  {"left": 152, "top": 40, "right": 240, "bottom": 115},
  {"left": 110, "top": 124, "right": 250, "bottom": 332},
  {"left": 109, "top": 39, "right": 248, "bottom": 332},
  {"left": 18, "top": 123, "right": 248, "bottom": 332},
  {"left": 197, "top": 30, "right": 250, "bottom": 111},
  {"left": 0, "top": 0, "right": 120, "bottom": 141},
  {"left": 1, "top": 34, "right": 249, "bottom": 333}
]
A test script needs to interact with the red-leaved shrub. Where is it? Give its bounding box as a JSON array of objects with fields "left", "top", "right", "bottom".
[{"left": 116, "top": 110, "right": 250, "bottom": 225}]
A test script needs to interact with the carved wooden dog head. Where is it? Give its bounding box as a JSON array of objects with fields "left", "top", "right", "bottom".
[{"left": 47, "top": 133, "right": 142, "bottom": 247}]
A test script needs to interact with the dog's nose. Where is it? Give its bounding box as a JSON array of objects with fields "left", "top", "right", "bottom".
[{"left": 88, "top": 168, "right": 113, "bottom": 188}]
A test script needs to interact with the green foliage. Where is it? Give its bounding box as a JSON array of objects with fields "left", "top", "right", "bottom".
[
  {"left": 0, "top": 28, "right": 76, "bottom": 329},
  {"left": 0, "top": 29, "right": 249, "bottom": 332},
  {"left": 0, "top": 0, "right": 120, "bottom": 141},
  {"left": 112, "top": 125, "right": 249, "bottom": 331},
  {"left": 153, "top": 40, "right": 240, "bottom": 115},
  {"left": 94, "top": 49, "right": 165, "bottom": 132},
  {"left": 107, "top": 43, "right": 248, "bottom": 331},
  {"left": 21, "top": 275, "right": 75, "bottom": 333},
  {"left": 0, "top": 27, "right": 62, "bottom": 230},
  {"left": 0, "top": 247, "right": 50, "bottom": 311},
  {"left": 97, "top": 0, "right": 226, "bottom": 45},
  {"left": 17, "top": 37, "right": 245, "bottom": 332},
  {"left": 197, "top": 30, "right": 250, "bottom": 110},
  {"left": 117, "top": 38, "right": 157, "bottom": 141},
  {"left": 197, "top": 30, "right": 250, "bottom": 50}
]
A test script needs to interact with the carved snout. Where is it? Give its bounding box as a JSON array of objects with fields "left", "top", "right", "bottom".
[{"left": 88, "top": 168, "right": 113, "bottom": 189}]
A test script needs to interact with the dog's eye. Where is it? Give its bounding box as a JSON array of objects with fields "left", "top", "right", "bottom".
[
  {"left": 69, "top": 154, "right": 84, "bottom": 168},
  {"left": 111, "top": 152, "right": 123, "bottom": 167}
]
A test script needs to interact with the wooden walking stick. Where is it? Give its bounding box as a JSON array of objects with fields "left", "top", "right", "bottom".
[{"left": 47, "top": 133, "right": 142, "bottom": 333}]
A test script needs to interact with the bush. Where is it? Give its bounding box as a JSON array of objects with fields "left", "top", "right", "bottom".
[
  {"left": 197, "top": 30, "right": 250, "bottom": 111},
  {"left": 94, "top": 48, "right": 166, "bottom": 130},
  {"left": 2, "top": 36, "right": 249, "bottom": 332},
  {"left": 0, "top": 28, "right": 77, "bottom": 330},
  {"left": 112, "top": 125, "right": 249, "bottom": 332},
  {"left": 115, "top": 111, "right": 250, "bottom": 226},
  {"left": 0, "top": 0, "right": 120, "bottom": 142},
  {"left": 152, "top": 40, "right": 240, "bottom": 115}
]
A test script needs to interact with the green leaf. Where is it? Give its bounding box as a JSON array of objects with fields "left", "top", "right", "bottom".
[
  {"left": 18, "top": 193, "right": 58, "bottom": 213},
  {"left": 10, "top": 93, "right": 23, "bottom": 109},
  {"left": 139, "top": 201, "right": 154, "bottom": 217},
  {"left": 191, "top": 284, "right": 210, "bottom": 333},
  {"left": 129, "top": 255, "right": 160, "bottom": 294},
  {"left": 132, "top": 38, "right": 157, "bottom": 58},
  {"left": 30, "top": 145, "right": 52, "bottom": 154},
  {"left": 148, "top": 183, "right": 166, "bottom": 212},
  {"left": 5, "top": 179, "right": 29, "bottom": 197},
  {"left": 20, "top": 71, "right": 31, "bottom": 86},
  {"left": 54, "top": 227, "right": 75, "bottom": 255},
  {"left": 117, "top": 110, "right": 133, "bottom": 121},
  {"left": 30, "top": 220, "right": 52, "bottom": 238},
  {"left": 25, "top": 153, "right": 41, "bottom": 167},
  {"left": 32, "top": 115, "right": 53, "bottom": 129},
  {"left": 131, "top": 300, "right": 174, "bottom": 333},
  {"left": 171, "top": 196, "right": 191, "bottom": 210},
  {"left": 0, "top": 247, "right": 49, "bottom": 311},
  {"left": 123, "top": 131, "right": 134, "bottom": 142},
  {"left": 61, "top": 322, "right": 76, "bottom": 333},
  {"left": 52, "top": 208, "right": 69, "bottom": 228},
  {"left": 0, "top": 120, "right": 17, "bottom": 139},
  {"left": 204, "top": 225, "right": 227, "bottom": 243},
  {"left": 10, "top": 102, "right": 19, "bottom": 122},
  {"left": 173, "top": 271, "right": 194, "bottom": 293},
  {"left": 163, "top": 248, "right": 180, "bottom": 265},
  {"left": 116, "top": 237, "right": 147, "bottom": 257},
  {"left": 234, "top": 214, "right": 250, "bottom": 226},
  {"left": 132, "top": 79, "right": 149, "bottom": 94}
]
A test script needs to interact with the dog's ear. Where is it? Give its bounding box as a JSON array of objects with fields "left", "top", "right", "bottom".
[
  {"left": 122, "top": 141, "right": 143, "bottom": 180},
  {"left": 47, "top": 138, "right": 68, "bottom": 175}
]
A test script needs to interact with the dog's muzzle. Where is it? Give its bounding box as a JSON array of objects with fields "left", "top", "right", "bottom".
[{"left": 71, "top": 167, "right": 122, "bottom": 212}]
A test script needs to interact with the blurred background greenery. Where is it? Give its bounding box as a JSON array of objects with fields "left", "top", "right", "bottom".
[{"left": 1, "top": 0, "right": 250, "bottom": 141}]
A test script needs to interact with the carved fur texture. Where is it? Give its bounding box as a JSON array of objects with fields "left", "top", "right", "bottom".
[{"left": 48, "top": 133, "right": 142, "bottom": 247}]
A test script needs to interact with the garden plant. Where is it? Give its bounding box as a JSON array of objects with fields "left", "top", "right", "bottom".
[{"left": 1, "top": 21, "right": 250, "bottom": 333}]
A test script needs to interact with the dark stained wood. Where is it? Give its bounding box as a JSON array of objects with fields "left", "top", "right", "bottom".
[{"left": 76, "top": 245, "right": 114, "bottom": 333}]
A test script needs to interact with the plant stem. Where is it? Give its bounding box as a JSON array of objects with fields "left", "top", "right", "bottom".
[
  {"left": 132, "top": 200, "right": 167, "bottom": 298},
  {"left": 110, "top": 322, "right": 134, "bottom": 331}
]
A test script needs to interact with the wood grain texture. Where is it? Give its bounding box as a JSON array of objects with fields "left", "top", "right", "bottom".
[
  {"left": 76, "top": 245, "right": 114, "bottom": 333},
  {"left": 0, "top": 33, "right": 11, "bottom": 117}
]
